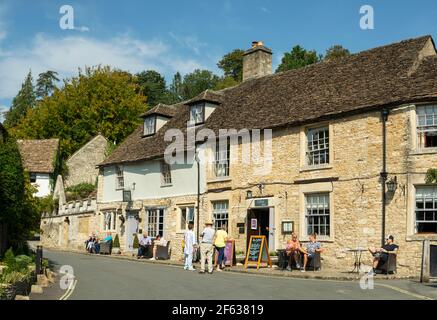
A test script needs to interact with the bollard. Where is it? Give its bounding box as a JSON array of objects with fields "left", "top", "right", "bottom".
[{"left": 36, "top": 245, "right": 43, "bottom": 275}]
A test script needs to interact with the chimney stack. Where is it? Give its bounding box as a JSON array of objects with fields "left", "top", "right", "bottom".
[{"left": 242, "top": 41, "right": 272, "bottom": 81}]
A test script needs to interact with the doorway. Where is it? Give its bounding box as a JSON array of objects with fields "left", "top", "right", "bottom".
[
  {"left": 126, "top": 211, "right": 139, "bottom": 252},
  {"left": 247, "top": 208, "right": 270, "bottom": 249}
]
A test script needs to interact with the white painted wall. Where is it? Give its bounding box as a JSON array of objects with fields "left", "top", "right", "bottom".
[
  {"left": 156, "top": 116, "right": 169, "bottom": 131},
  {"left": 102, "top": 147, "right": 206, "bottom": 203},
  {"left": 33, "top": 173, "right": 51, "bottom": 198}
]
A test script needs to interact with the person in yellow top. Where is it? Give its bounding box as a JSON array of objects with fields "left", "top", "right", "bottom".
[{"left": 214, "top": 224, "right": 229, "bottom": 272}]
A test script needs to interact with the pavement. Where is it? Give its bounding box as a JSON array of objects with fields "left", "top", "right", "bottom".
[{"left": 29, "top": 249, "right": 437, "bottom": 300}]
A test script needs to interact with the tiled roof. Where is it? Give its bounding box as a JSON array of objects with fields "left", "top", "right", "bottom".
[
  {"left": 17, "top": 139, "right": 60, "bottom": 173},
  {"left": 100, "top": 35, "right": 437, "bottom": 166},
  {"left": 139, "top": 103, "right": 179, "bottom": 118}
]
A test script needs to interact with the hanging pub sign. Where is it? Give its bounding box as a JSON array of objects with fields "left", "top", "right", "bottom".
[
  {"left": 244, "top": 235, "right": 272, "bottom": 269},
  {"left": 123, "top": 190, "right": 132, "bottom": 202}
]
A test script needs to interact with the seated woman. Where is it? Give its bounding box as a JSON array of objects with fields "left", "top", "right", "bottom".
[
  {"left": 149, "top": 234, "right": 168, "bottom": 260},
  {"left": 285, "top": 233, "right": 302, "bottom": 270}
]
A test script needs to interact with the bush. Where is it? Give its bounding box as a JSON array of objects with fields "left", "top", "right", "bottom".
[
  {"left": 113, "top": 234, "right": 120, "bottom": 248},
  {"left": 65, "top": 183, "right": 96, "bottom": 201},
  {"left": 1, "top": 248, "right": 33, "bottom": 274},
  {"left": 132, "top": 234, "right": 139, "bottom": 249}
]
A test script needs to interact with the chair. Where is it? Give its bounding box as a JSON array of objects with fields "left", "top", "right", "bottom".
[
  {"left": 276, "top": 249, "right": 288, "bottom": 270},
  {"left": 376, "top": 249, "right": 398, "bottom": 274},
  {"left": 156, "top": 241, "right": 171, "bottom": 260},
  {"left": 99, "top": 240, "right": 113, "bottom": 255},
  {"left": 301, "top": 252, "right": 322, "bottom": 271}
]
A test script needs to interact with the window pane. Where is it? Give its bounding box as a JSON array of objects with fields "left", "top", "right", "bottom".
[
  {"left": 305, "top": 193, "right": 330, "bottom": 236},
  {"left": 415, "top": 186, "right": 437, "bottom": 234}
]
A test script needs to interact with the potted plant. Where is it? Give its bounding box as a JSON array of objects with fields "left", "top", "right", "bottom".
[
  {"left": 112, "top": 234, "right": 121, "bottom": 254},
  {"left": 132, "top": 234, "right": 139, "bottom": 256}
]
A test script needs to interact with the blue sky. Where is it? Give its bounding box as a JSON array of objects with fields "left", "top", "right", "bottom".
[{"left": 1, "top": 0, "right": 437, "bottom": 116}]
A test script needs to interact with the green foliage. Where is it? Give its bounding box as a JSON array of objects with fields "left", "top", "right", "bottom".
[
  {"left": 65, "top": 183, "right": 96, "bottom": 201},
  {"left": 3, "top": 248, "right": 16, "bottom": 269},
  {"left": 132, "top": 234, "right": 139, "bottom": 249},
  {"left": 180, "top": 69, "right": 220, "bottom": 100},
  {"left": 36, "top": 70, "right": 59, "bottom": 99},
  {"left": 136, "top": 70, "right": 167, "bottom": 107},
  {"left": 3, "top": 71, "right": 36, "bottom": 128},
  {"left": 37, "top": 195, "right": 56, "bottom": 215},
  {"left": 214, "top": 76, "right": 239, "bottom": 91},
  {"left": 217, "top": 49, "right": 245, "bottom": 82},
  {"left": 276, "top": 45, "right": 321, "bottom": 73},
  {"left": 11, "top": 66, "right": 148, "bottom": 161},
  {"left": 113, "top": 234, "right": 120, "bottom": 248},
  {"left": 425, "top": 168, "right": 437, "bottom": 184},
  {"left": 324, "top": 45, "right": 350, "bottom": 61}
]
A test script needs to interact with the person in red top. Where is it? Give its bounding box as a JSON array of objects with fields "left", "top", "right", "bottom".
[{"left": 285, "top": 233, "right": 302, "bottom": 270}]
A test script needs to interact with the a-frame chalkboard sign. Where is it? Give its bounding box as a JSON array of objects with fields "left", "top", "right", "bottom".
[{"left": 244, "top": 235, "right": 272, "bottom": 269}]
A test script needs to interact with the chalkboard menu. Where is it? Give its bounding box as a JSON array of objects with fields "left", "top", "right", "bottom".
[{"left": 244, "top": 235, "right": 272, "bottom": 269}]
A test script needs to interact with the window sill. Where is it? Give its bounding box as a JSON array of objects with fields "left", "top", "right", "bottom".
[
  {"left": 160, "top": 184, "right": 173, "bottom": 188},
  {"left": 300, "top": 164, "right": 333, "bottom": 173},
  {"left": 207, "top": 177, "right": 232, "bottom": 184},
  {"left": 299, "top": 236, "right": 334, "bottom": 243},
  {"left": 409, "top": 148, "right": 437, "bottom": 156},
  {"left": 406, "top": 234, "right": 437, "bottom": 241}
]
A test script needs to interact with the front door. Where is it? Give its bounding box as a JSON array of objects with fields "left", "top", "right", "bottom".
[
  {"left": 126, "top": 211, "right": 139, "bottom": 252},
  {"left": 431, "top": 244, "right": 437, "bottom": 278},
  {"left": 247, "top": 208, "right": 270, "bottom": 249}
]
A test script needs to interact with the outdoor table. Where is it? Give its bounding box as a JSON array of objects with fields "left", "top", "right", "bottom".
[{"left": 346, "top": 248, "right": 366, "bottom": 273}]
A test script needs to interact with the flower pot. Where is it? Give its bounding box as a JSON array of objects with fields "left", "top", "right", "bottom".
[{"left": 112, "top": 248, "right": 121, "bottom": 254}]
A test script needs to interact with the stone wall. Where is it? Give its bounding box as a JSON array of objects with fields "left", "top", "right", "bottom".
[{"left": 64, "top": 135, "right": 108, "bottom": 188}]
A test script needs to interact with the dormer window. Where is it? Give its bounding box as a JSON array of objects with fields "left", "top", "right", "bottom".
[
  {"left": 189, "top": 104, "right": 205, "bottom": 125},
  {"left": 144, "top": 116, "right": 156, "bottom": 136}
]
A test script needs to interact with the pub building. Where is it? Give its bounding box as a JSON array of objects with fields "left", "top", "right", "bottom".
[{"left": 41, "top": 36, "right": 437, "bottom": 277}]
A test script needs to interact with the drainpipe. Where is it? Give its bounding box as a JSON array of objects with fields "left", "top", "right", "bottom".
[
  {"left": 194, "top": 145, "right": 201, "bottom": 243},
  {"left": 380, "top": 109, "right": 389, "bottom": 247}
]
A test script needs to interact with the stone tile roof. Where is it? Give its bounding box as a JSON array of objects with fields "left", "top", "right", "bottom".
[
  {"left": 17, "top": 139, "right": 60, "bottom": 173},
  {"left": 139, "top": 103, "right": 179, "bottom": 118},
  {"left": 100, "top": 35, "right": 437, "bottom": 166}
]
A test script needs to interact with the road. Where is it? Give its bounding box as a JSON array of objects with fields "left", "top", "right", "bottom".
[{"left": 34, "top": 250, "right": 437, "bottom": 300}]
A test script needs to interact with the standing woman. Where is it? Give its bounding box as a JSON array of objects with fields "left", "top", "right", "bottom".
[
  {"left": 184, "top": 222, "right": 197, "bottom": 271},
  {"left": 214, "top": 224, "right": 228, "bottom": 272}
]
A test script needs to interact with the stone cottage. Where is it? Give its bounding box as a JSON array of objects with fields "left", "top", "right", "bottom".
[
  {"left": 17, "top": 139, "right": 60, "bottom": 198},
  {"left": 41, "top": 35, "right": 437, "bottom": 276}
]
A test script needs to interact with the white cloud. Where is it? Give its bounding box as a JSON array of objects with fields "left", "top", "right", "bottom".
[
  {"left": 0, "top": 104, "right": 8, "bottom": 122},
  {"left": 169, "top": 32, "right": 206, "bottom": 55},
  {"left": 0, "top": 33, "right": 205, "bottom": 100},
  {"left": 74, "top": 26, "right": 90, "bottom": 32},
  {"left": 260, "top": 7, "right": 271, "bottom": 14}
]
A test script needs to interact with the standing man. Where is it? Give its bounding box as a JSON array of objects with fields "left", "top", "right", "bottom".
[
  {"left": 199, "top": 221, "right": 215, "bottom": 274},
  {"left": 184, "top": 222, "right": 197, "bottom": 271}
]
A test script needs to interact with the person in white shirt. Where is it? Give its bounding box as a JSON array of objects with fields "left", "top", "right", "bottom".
[
  {"left": 137, "top": 232, "right": 152, "bottom": 259},
  {"left": 150, "top": 234, "right": 168, "bottom": 260},
  {"left": 183, "top": 222, "right": 197, "bottom": 271},
  {"left": 199, "top": 221, "right": 215, "bottom": 274}
]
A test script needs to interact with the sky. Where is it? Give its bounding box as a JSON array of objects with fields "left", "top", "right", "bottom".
[{"left": 0, "top": 0, "right": 437, "bottom": 117}]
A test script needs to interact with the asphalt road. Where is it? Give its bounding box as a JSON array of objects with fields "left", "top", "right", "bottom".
[{"left": 36, "top": 250, "right": 436, "bottom": 300}]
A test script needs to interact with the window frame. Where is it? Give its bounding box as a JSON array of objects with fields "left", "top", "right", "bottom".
[
  {"left": 143, "top": 115, "right": 156, "bottom": 136},
  {"left": 189, "top": 103, "right": 205, "bottom": 125},
  {"left": 146, "top": 208, "right": 165, "bottom": 237},
  {"left": 213, "top": 138, "right": 230, "bottom": 178},
  {"left": 416, "top": 105, "right": 437, "bottom": 149},
  {"left": 304, "top": 193, "right": 331, "bottom": 237},
  {"left": 306, "top": 126, "right": 330, "bottom": 166},
  {"left": 103, "top": 211, "right": 117, "bottom": 231},
  {"left": 414, "top": 186, "right": 437, "bottom": 234},
  {"left": 212, "top": 200, "right": 229, "bottom": 232},
  {"left": 180, "top": 206, "right": 195, "bottom": 232},
  {"left": 160, "top": 160, "right": 172, "bottom": 186},
  {"left": 115, "top": 165, "right": 124, "bottom": 190}
]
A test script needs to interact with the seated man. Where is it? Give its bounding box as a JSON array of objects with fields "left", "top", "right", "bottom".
[
  {"left": 301, "top": 233, "right": 324, "bottom": 272},
  {"left": 137, "top": 232, "right": 153, "bottom": 259},
  {"left": 149, "top": 234, "right": 168, "bottom": 261},
  {"left": 285, "top": 233, "right": 302, "bottom": 271},
  {"left": 368, "top": 235, "right": 398, "bottom": 275}
]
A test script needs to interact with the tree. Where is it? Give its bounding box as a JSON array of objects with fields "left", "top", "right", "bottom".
[
  {"left": 180, "top": 69, "right": 220, "bottom": 100},
  {"left": 217, "top": 49, "right": 245, "bottom": 82},
  {"left": 4, "top": 71, "right": 36, "bottom": 128},
  {"left": 324, "top": 45, "right": 350, "bottom": 61},
  {"left": 276, "top": 45, "right": 321, "bottom": 73},
  {"left": 11, "top": 66, "right": 148, "bottom": 161},
  {"left": 36, "top": 70, "right": 60, "bottom": 99},
  {"left": 136, "top": 70, "right": 167, "bottom": 107},
  {"left": 0, "top": 135, "right": 39, "bottom": 255},
  {"left": 214, "top": 76, "right": 239, "bottom": 91},
  {"left": 425, "top": 168, "right": 437, "bottom": 184},
  {"left": 168, "top": 72, "right": 183, "bottom": 103}
]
